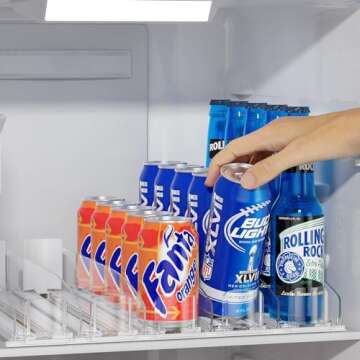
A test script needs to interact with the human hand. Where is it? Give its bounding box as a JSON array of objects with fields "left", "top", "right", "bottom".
[{"left": 205, "top": 108, "right": 360, "bottom": 189}]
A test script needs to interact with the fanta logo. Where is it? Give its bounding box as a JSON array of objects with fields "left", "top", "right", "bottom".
[
  {"left": 125, "top": 253, "right": 138, "bottom": 296},
  {"left": 142, "top": 226, "right": 196, "bottom": 318},
  {"left": 95, "top": 240, "right": 106, "bottom": 280},
  {"left": 224, "top": 201, "right": 271, "bottom": 253},
  {"left": 109, "top": 246, "right": 121, "bottom": 288}
]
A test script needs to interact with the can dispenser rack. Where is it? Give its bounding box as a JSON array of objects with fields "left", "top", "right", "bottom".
[{"left": 0, "top": 240, "right": 344, "bottom": 348}]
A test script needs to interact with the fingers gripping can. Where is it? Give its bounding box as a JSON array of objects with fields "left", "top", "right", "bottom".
[
  {"left": 200, "top": 163, "right": 272, "bottom": 318},
  {"left": 139, "top": 216, "right": 199, "bottom": 329},
  {"left": 90, "top": 198, "right": 125, "bottom": 295}
]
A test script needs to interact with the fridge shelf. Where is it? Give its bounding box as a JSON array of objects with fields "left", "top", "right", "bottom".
[{"left": 0, "top": 240, "right": 352, "bottom": 353}]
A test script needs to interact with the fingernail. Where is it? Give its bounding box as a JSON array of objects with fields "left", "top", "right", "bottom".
[{"left": 240, "top": 171, "right": 257, "bottom": 189}]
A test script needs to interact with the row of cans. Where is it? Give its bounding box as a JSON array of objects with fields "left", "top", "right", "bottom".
[
  {"left": 76, "top": 197, "right": 199, "bottom": 326},
  {"left": 205, "top": 100, "right": 310, "bottom": 167},
  {"left": 139, "top": 160, "right": 273, "bottom": 320}
]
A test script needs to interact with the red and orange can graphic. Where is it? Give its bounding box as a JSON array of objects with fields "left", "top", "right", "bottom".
[{"left": 139, "top": 216, "right": 199, "bottom": 325}]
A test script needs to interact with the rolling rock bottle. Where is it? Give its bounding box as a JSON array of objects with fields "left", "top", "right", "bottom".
[{"left": 269, "top": 163, "right": 325, "bottom": 324}]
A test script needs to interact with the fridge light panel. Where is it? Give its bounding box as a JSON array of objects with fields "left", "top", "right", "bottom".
[{"left": 45, "top": 0, "right": 212, "bottom": 22}]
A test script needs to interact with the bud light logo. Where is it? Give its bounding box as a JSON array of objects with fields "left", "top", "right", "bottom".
[
  {"left": 125, "top": 253, "right": 138, "bottom": 297},
  {"left": 95, "top": 240, "right": 106, "bottom": 281},
  {"left": 109, "top": 246, "right": 121, "bottom": 288},
  {"left": 80, "top": 234, "right": 91, "bottom": 272},
  {"left": 142, "top": 225, "right": 196, "bottom": 318},
  {"left": 224, "top": 201, "right": 271, "bottom": 253}
]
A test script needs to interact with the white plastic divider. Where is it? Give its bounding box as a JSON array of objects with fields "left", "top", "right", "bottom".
[{"left": 0, "top": 239, "right": 347, "bottom": 349}]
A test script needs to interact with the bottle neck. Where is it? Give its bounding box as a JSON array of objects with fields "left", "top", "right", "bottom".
[{"left": 279, "top": 167, "right": 316, "bottom": 198}]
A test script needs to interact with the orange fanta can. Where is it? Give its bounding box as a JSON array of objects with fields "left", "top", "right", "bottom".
[
  {"left": 139, "top": 215, "right": 199, "bottom": 329},
  {"left": 90, "top": 198, "right": 124, "bottom": 295}
]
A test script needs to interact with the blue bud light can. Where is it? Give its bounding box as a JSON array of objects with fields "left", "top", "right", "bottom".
[
  {"left": 170, "top": 165, "right": 204, "bottom": 216},
  {"left": 244, "top": 103, "right": 268, "bottom": 135},
  {"left": 224, "top": 101, "right": 248, "bottom": 144},
  {"left": 266, "top": 104, "right": 288, "bottom": 123},
  {"left": 139, "top": 161, "right": 161, "bottom": 206},
  {"left": 154, "top": 161, "right": 187, "bottom": 211},
  {"left": 187, "top": 168, "right": 213, "bottom": 271},
  {"left": 200, "top": 163, "right": 272, "bottom": 318},
  {"left": 287, "top": 106, "right": 310, "bottom": 117},
  {"left": 206, "top": 99, "right": 230, "bottom": 167}
]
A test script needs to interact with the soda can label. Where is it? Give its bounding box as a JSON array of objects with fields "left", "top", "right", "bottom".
[
  {"left": 76, "top": 201, "right": 96, "bottom": 289},
  {"left": 90, "top": 207, "right": 111, "bottom": 295},
  {"left": 105, "top": 213, "right": 127, "bottom": 299},
  {"left": 139, "top": 220, "right": 199, "bottom": 322},
  {"left": 275, "top": 216, "right": 325, "bottom": 296},
  {"left": 139, "top": 162, "right": 160, "bottom": 206}
]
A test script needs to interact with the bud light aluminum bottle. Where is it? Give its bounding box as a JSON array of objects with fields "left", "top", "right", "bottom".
[
  {"left": 266, "top": 104, "right": 288, "bottom": 123},
  {"left": 170, "top": 165, "right": 204, "bottom": 216},
  {"left": 206, "top": 100, "right": 230, "bottom": 167},
  {"left": 105, "top": 202, "right": 147, "bottom": 302},
  {"left": 269, "top": 163, "right": 324, "bottom": 324},
  {"left": 139, "top": 215, "right": 199, "bottom": 330},
  {"left": 154, "top": 161, "right": 187, "bottom": 211},
  {"left": 200, "top": 163, "right": 272, "bottom": 319},
  {"left": 121, "top": 209, "right": 169, "bottom": 309},
  {"left": 287, "top": 106, "right": 310, "bottom": 117},
  {"left": 139, "top": 161, "right": 161, "bottom": 206},
  {"left": 90, "top": 198, "right": 125, "bottom": 295},
  {"left": 224, "top": 101, "right": 248, "bottom": 144},
  {"left": 244, "top": 103, "right": 268, "bottom": 135},
  {"left": 187, "top": 168, "right": 213, "bottom": 272}
]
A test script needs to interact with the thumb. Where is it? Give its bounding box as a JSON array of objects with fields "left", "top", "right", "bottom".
[{"left": 240, "top": 149, "right": 295, "bottom": 189}]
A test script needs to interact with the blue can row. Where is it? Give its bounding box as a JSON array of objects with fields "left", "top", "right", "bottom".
[{"left": 205, "top": 100, "right": 310, "bottom": 167}]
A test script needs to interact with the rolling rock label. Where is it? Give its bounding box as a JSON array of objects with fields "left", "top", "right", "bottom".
[
  {"left": 209, "top": 139, "right": 225, "bottom": 159},
  {"left": 275, "top": 216, "right": 325, "bottom": 296}
]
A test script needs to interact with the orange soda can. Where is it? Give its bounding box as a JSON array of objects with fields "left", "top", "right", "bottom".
[
  {"left": 139, "top": 215, "right": 199, "bottom": 329},
  {"left": 90, "top": 198, "right": 125, "bottom": 295},
  {"left": 121, "top": 210, "right": 168, "bottom": 306},
  {"left": 76, "top": 196, "right": 98, "bottom": 289},
  {"left": 105, "top": 203, "right": 149, "bottom": 301}
]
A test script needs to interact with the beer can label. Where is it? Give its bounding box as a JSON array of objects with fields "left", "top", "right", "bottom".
[
  {"left": 139, "top": 180, "right": 150, "bottom": 206},
  {"left": 275, "top": 216, "right": 325, "bottom": 296},
  {"left": 209, "top": 138, "right": 225, "bottom": 159}
]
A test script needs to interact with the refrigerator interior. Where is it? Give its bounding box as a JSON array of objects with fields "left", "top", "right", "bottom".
[{"left": 0, "top": 0, "right": 360, "bottom": 359}]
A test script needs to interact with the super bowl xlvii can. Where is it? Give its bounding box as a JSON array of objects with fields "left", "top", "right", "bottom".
[
  {"left": 139, "top": 161, "right": 161, "bottom": 206},
  {"left": 200, "top": 163, "right": 272, "bottom": 318},
  {"left": 154, "top": 161, "right": 187, "bottom": 211},
  {"left": 187, "top": 168, "right": 213, "bottom": 270},
  {"left": 170, "top": 165, "right": 204, "bottom": 216}
]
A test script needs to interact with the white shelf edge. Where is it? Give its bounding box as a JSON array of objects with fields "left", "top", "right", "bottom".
[{"left": 0, "top": 329, "right": 359, "bottom": 358}]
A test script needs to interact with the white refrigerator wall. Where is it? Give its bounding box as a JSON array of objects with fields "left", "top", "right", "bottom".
[
  {"left": 0, "top": 23, "right": 148, "bottom": 255},
  {"left": 0, "top": 4, "right": 359, "bottom": 360}
]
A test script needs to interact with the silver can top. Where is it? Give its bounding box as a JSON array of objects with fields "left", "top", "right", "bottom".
[
  {"left": 175, "top": 164, "right": 204, "bottom": 173},
  {"left": 143, "top": 160, "right": 161, "bottom": 166},
  {"left": 192, "top": 168, "right": 208, "bottom": 177},
  {"left": 111, "top": 202, "right": 141, "bottom": 211},
  {"left": 128, "top": 209, "right": 169, "bottom": 217},
  {"left": 96, "top": 197, "right": 126, "bottom": 206},
  {"left": 158, "top": 161, "right": 187, "bottom": 169},
  {"left": 144, "top": 215, "right": 192, "bottom": 224},
  {"left": 220, "top": 163, "right": 252, "bottom": 184}
]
